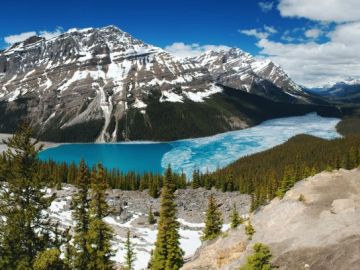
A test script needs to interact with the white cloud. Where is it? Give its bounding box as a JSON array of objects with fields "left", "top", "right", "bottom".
[
  {"left": 4, "top": 31, "right": 36, "bottom": 44},
  {"left": 164, "top": 42, "right": 231, "bottom": 58},
  {"left": 4, "top": 27, "right": 63, "bottom": 45},
  {"left": 256, "top": 22, "right": 360, "bottom": 87},
  {"left": 264, "top": 25, "right": 277, "bottom": 34},
  {"left": 240, "top": 29, "right": 270, "bottom": 39},
  {"left": 39, "top": 27, "right": 63, "bottom": 40},
  {"left": 278, "top": 0, "right": 360, "bottom": 23},
  {"left": 259, "top": 1, "right": 274, "bottom": 13},
  {"left": 240, "top": 25, "right": 277, "bottom": 39},
  {"left": 304, "top": 28, "right": 322, "bottom": 39}
]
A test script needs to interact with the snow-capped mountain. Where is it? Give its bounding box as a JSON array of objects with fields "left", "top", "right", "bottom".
[
  {"left": 308, "top": 78, "right": 360, "bottom": 103},
  {"left": 0, "top": 26, "right": 331, "bottom": 142},
  {"left": 193, "top": 48, "right": 309, "bottom": 102}
]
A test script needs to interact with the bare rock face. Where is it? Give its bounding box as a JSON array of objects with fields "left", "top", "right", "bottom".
[
  {"left": 183, "top": 168, "right": 360, "bottom": 270},
  {"left": 193, "top": 48, "right": 311, "bottom": 103}
]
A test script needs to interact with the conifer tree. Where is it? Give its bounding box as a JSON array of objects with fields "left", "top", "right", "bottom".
[
  {"left": 201, "top": 194, "right": 223, "bottom": 241},
  {"left": 245, "top": 220, "right": 255, "bottom": 240},
  {"left": 87, "top": 163, "right": 114, "bottom": 270},
  {"left": 71, "top": 159, "right": 92, "bottom": 270},
  {"left": 0, "top": 123, "right": 59, "bottom": 269},
  {"left": 150, "top": 166, "right": 184, "bottom": 270},
  {"left": 33, "top": 249, "right": 67, "bottom": 270},
  {"left": 240, "top": 243, "right": 276, "bottom": 270},
  {"left": 276, "top": 165, "right": 296, "bottom": 198},
  {"left": 148, "top": 205, "right": 156, "bottom": 225},
  {"left": 124, "top": 230, "right": 136, "bottom": 270},
  {"left": 230, "top": 203, "right": 242, "bottom": 229}
]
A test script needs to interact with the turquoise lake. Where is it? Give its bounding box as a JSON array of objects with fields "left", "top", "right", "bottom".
[{"left": 39, "top": 113, "right": 341, "bottom": 177}]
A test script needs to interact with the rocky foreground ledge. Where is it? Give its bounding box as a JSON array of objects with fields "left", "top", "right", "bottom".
[{"left": 183, "top": 168, "right": 360, "bottom": 270}]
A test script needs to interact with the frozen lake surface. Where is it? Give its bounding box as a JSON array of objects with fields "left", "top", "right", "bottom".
[{"left": 39, "top": 113, "right": 341, "bottom": 177}]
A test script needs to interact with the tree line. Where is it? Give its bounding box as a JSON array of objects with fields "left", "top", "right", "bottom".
[{"left": 195, "top": 134, "right": 360, "bottom": 210}]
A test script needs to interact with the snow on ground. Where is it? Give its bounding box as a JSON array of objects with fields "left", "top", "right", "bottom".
[{"left": 47, "top": 195, "right": 219, "bottom": 270}]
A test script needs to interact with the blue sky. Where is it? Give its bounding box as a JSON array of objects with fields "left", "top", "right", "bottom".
[
  {"left": 0, "top": 0, "right": 298, "bottom": 54},
  {"left": 1, "top": 0, "right": 360, "bottom": 87}
]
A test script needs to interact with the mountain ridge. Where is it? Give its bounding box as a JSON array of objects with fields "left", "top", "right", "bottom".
[{"left": 0, "top": 25, "right": 336, "bottom": 142}]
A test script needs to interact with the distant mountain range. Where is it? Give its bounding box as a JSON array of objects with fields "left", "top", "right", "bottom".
[
  {"left": 308, "top": 79, "right": 360, "bottom": 104},
  {"left": 0, "top": 26, "right": 340, "bottom": 142}
]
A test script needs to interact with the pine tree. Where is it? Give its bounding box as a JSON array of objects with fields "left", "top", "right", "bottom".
[
  {"left": 0, "top": 123, "right": 59, "bottom": 269},
  {"left": 240, "top": 243, "right": 276, "bottom": 270},
  {"left": 124, "top": 230, "right": 136, "bottom": 270},
  {"left": 201, "top": 194, "right": 223, "bottom": 241},
  {"left": 245, "top": 220, "right": 255, "bottom": 240},
  {"left": 150, "top": 166, "right": 184, "bottom": 270},
  {"left": 87, "top": 163, "right": 114, "bottom": 270},
  {"left": 33, "top": 249, "right": 67, "bottom": 270},
  {"left": 148, "top": 205, "right": 156, "bottom": 225},
  {"left": 276, "top": 165, "right": 296, "bottom": 198},
  {"left": 230, "top": 203, "right": 242, "bottom": 229},
  {"left": 71, "top": 159, "right": 92, "bottom": 270}
]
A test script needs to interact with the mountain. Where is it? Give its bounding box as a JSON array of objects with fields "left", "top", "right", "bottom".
[
  {"left": 0, "top": 26, "right": 338, "bottom": 142},
  {"left": 193, "top": 48, "right": 312, "bottom": 103},
  {"left": 308, "top": 79, "right": 360, "bottom": 104}
]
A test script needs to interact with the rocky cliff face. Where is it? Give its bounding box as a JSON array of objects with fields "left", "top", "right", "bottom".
[
  {"left": 183, "top": 168, "right": 360, "bottom": 270},
  {"left": 0, "top": 26, "right": 321, "bottom": 142},
  {"left": 193, "top": 48, "right": 311, "bottom": 103}
]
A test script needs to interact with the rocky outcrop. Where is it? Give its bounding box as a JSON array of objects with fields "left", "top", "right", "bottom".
[{"left": 183, "top": 168, "right": 360, "bottom": 270}]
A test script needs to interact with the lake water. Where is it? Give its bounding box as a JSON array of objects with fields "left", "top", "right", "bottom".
[{"left": 39, "top": 113, "right": 341, "bottom": 177}]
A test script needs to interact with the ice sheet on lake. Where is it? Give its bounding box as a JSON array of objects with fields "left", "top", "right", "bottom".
[{"left": 161, "top": 113, "right": 341, "bottom": 177}]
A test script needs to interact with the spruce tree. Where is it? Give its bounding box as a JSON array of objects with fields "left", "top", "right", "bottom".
[
  {"left": 245, "top": 219, "right": 255, "bottom": 240},
  {"left": 71, "top": 159, "right": 91, "bottom": 270},
  {"left": 230, "top": 203, "right": 242, "bottom": 229},
  {"left": 150, "top": 166, "right": 184, "bottom": 270},
  {"left": 0, "top": 123, "right": 59, "bottom": 269},
  {"left": 240, "top": 243, "right": 276, "bottom": 270},
  {"left": 124, "top": 229, "right": 136, "bottom": 270},
  {"left": 148, "top": 205, "right": 156, "bottom": 225},
  {"left": 201, "top": 194, "right": 223, "bottom": 241},
  {"left": 87, "top": 163, "right": 114, "bottom": 270}
]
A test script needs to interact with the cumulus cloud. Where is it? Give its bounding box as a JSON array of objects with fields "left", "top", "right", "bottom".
[
  {"left": 259, "top": 1, "right": 274, "bottom": 13},
  {"left": 4, "top": 31, "right": 37, "bottom": 44},
  {"left": 256, "top": 22, "right": 360, "bottom": 87},
  {"left": 164, "top": 42, "right": 231, "bottom": 58},
  {"left": 4, "top": 27, "right": 63, "bottom": 45},
  {"left": 240, "top": 29, "right": 270, "bottom": 39},
  {"left": 278, "top": 0, "right": 360, "bottom": 23},
  {"left": 240, "top": 25, "right": 277, "bottom": 39}
]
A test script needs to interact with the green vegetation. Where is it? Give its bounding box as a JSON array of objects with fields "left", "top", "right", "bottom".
[
  {"left": 87, "top": 164, "right": 114, "bottom": 270},
  {"left": 124, "top": 230, "right": 136, "bottom": 270},
  {"left": 201, "top": 194, "right": 223, "bottom": 241},
  {"left": 240, "top": 243, "right": 277, "bottom": 270},
  {"left": 298, "top": 194, "right": 306, "bottom": 202},
  {"left": 0, "top": 123, "right": 61, "bottom": 269},
  {"left": 148, "top": 206, "right": 156, "bottom": 225},
  {"left": 36, "top": 159, "right": 187, "bottom": 198},
  {"left": 230, "top": 204, "right": 243, "bottom": 229},
  {"left": 150, "top": 166, "right": 184, "bottom": 269},
  {"left": 245, "top": 220, "right": 255, "bottom": 240},
  {"left": 336, "top": 117, "right": 360, "bottom": 136},
  {"left": 196, "top": 134, "right": 360, "bottom": 210}
]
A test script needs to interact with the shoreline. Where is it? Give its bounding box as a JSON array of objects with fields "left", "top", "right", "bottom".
[{"left": 0, "top": 133, "right": 64, "bottom": 153}]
